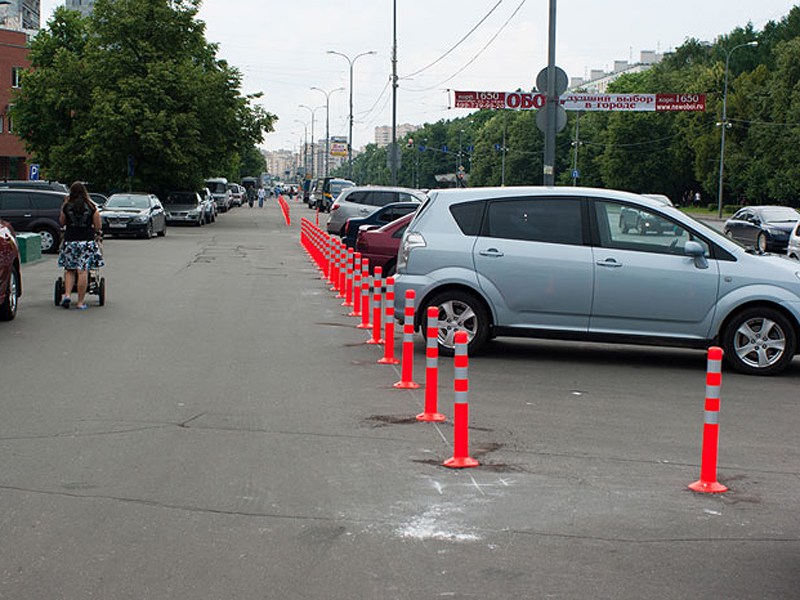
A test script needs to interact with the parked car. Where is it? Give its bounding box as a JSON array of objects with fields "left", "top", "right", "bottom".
[
  {"left": 355, "top": 212, "right": 414, "bottom": 276},
  {"left": 0, "top": 219, "right": 21, "bottom": 321},
  {"left": 395, "top": 186, "right": 800, "bottom": 376},
  {"left": 787, "top": 222, "right": 800, "bottom": 260},
  {"left": 723, "top": 206, "right": 800, "bottom": 253},
  {"left": 101, "top": 193, "right": 167, "bottom": 238},
  {"left": 309, "top": 177, "right": 355, "bottom": 212},
  {"left": 205, "top": 178, "right": 232, "bottom": 212},
  {"left": 89, "top": 193, "right": 108, "bottom": 207},
  {"left": 227, "top": 183, "right": 245, "bottom": 207},
  {"left": 0, "top": 188, "right": 66, "bottom": 253},
  {"left": 326, "top": 186, "right": 426, "bottom": 236},
  {"left": 0, "top": 180, "right": 68, "bottom": 193},
  {"left": 341, "top": 202, "right": 420, "bottom": 248},
  {"left": 163, "top": 191, "right": 208, "bottom": 226}
]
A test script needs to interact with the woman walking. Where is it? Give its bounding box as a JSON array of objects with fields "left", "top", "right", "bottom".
[{"left": 58, "top": 181, "right": 104, "bottom": 310}]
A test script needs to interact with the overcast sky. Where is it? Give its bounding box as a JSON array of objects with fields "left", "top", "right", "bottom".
[{"left": 39, "top": 1, "right": 795, "bottom": 152}]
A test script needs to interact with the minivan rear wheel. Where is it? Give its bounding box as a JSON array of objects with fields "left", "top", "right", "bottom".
[
  {"left": 721, "top": 307, "right": 796, "bottom": 375},
  {"left": 36, "top": 226, "right": 59, "bottom": 253},
  {"left": 426, "top": 290, "right": 490, "bottom": 356}
]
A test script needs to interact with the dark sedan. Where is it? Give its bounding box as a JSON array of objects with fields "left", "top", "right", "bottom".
[
  {"left": 341, "top": 202, "right": 420, "bottom": 248},
  {"left": 723, "top": 206, "right": 800, "bottom": 253},
  {"left": 354, "top": 212, "right": 414, "bottom": 276},
  {"left": 0, "top": 219, "right": 21, "bottom": 321},
  {"left": 101, "top": 193, "right": 167, "bottom": 238}
]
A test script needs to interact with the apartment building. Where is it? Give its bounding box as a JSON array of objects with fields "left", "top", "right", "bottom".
[{"left": 0, "top": 28, "right": 31, "bottom": 179}]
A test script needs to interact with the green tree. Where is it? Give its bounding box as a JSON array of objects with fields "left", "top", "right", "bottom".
[{"left": 13, "top": 0, "right": 275, "bottom": 196}]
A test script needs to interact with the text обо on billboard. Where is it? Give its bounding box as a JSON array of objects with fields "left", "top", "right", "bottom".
[{"left": 453, "top": 91, "right": 705, "bottom": 112}]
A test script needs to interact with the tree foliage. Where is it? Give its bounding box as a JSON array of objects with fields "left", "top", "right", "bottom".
[
  {"left": 335, "top": 6, "right": 800, "bottom": 208},
  {"left": 13, "top": 0, "right": 275, "bottom": 196}
]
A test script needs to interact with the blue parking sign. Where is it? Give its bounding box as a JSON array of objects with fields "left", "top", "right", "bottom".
[{"left": 29, "top": 164, "right": 40, "bottom": 181}]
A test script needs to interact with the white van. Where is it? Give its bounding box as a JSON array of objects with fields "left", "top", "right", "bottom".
[{"left": 205, "top": 178, "right": 232, "bottom": 212}]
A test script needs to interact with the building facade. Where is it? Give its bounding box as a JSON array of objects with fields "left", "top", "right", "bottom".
[
  {"left": 64, "top": 0, "right": 95, "bottom": 17},
  {"left": 0, "top": 0, "right": 40, "bottom": 32},
  {"left": 0, "top": 28, "right": 31, "bottom": 180},
  {"left": 374, "top": 124, "right": 419, "bottom": 148}
]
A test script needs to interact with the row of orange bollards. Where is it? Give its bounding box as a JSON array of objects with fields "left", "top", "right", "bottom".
[
  {"left": 300, "top": 218, "right": 479, "bottom": 468},
  {"left": 300, "top": 217, "right": 729, "bottom": 486}
]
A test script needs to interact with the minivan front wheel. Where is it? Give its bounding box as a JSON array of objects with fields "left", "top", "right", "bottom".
[
  {"left": 721, "top": 307, "right": 796, "bottom": 375},
  {"left": 426, "top": 290, "right": 490, "bottom": 356}
]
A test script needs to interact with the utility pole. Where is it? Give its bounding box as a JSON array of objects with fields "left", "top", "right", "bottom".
[{"left": 390, "top": 0, "right": 398, "bottom": 185}]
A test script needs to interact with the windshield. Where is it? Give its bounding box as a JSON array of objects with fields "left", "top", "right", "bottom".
[
  {"left": 207, "top": 182, "right": 227, "bottom": 194},
  {"left": 106, "top": 195, "right": 149, "bottom": 209},
  {"left": 761, "top": 207, "right": 799, "bottom": 222},
  {"left": 165, "top": 193, "right": 198, "bottom": 205}
]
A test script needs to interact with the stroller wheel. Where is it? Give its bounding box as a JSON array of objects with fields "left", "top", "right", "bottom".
[
  {"left": 54, "top": 277, "right": 64, "bottom": 307},
  {"left": 98, "top": 277, "right": 106, "bottom": 306}
]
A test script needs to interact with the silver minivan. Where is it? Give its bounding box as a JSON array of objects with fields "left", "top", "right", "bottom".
[
  {"left": 326, "top": 186, "right": 427, "bottom": 236},
  {"left": 395, "top": 186, "right": 800, "bottom": 375}
]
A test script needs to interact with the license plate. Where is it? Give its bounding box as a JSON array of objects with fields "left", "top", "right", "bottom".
[{"left": 109, "top": 223, "right": 127, "bottom": 228}]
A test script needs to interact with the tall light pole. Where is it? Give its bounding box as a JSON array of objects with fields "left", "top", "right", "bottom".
[
  {"left": 327, "top": 50, "right": 376, "bottom": 180},
  {"left": 717, "top": 40, "right": 757, "bottom": 218},
  {"left": 293, "top": 119, "right": 308, "bottom": 178},
  {"left": 298, "top": 104, "right": 324, "bottom": 180},
  {"left": 311, "top": 86, "right": 344, "bottom": 177}
]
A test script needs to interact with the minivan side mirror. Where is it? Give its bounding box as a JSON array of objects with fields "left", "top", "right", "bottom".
[{"left": 684, "top": 240, "right": 708, "bottom": 269}]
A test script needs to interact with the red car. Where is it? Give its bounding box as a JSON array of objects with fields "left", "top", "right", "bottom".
[
  {"left": 0, "top": 219, "right": 21, "bottom": 321},
  {"left": 355, "top": 212, "right": 414, "bottom": 276}
]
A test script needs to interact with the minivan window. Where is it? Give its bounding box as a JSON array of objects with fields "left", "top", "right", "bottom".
[
  {"left": 345, "top": 190, "right": 369, "bottom": 205},
  {"left": 0, "top": 191, "right": 29, "bottom": 210},
  {"left": 450, "top": 201, "right": 485, "bottom": 236},
  {"left": 485, "top": 198, "right": 582, "bottom": 245}
]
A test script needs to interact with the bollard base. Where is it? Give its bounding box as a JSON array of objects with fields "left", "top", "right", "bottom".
[
  {"left": 395, "top": 381, "right": 421, "bottom": 389},
  {"left": 365, "top": 338, "right": 384, "bottom": 345},
  {"left": 688, "top": 480, "right": 728, "bottom": 493},
  {"left": 348, "top": 310, "right": 360, "bottom": 317},
  {"left": 356, "top": 322, "right": 371, "bottom": 329},
  {"left": 378, "top": 357, "right": 400, "bottom": 365},
  {"left": 443, "top": 455, "right": 480, "bottom": 468},
  {"left": 416, "top": 411, "right": 446, "bottom": 422}
]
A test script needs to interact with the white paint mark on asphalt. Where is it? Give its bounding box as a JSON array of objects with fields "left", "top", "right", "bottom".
[
  {"left": 395, "top": 504, "right": 481, "bottom": 542},
  {"left": 703, "top": 509, "right": 722, "bottom": 516},
  {"left": 432, "top": 480, "right": 444, "bottom": 495}
]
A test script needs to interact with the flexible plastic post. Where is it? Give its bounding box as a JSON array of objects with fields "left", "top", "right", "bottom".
[
  {"left": 395, "top": 290, "right": 421, "bottom": 389},
  {"left": 366, "top": 267, "right": 383, "bottom": 344},
  {"left": 378, "top": 277, "right": 400, "bottom": 364},
  {"left": 350, "top": 253, "right": 362, "bottom": 317},
  {"left": 343, "top": 248, "right": 354, "bottom": 306},
  {"left": 417, "top": 305, "right": 446, "bottom": 422},
  {"left": 357, "top": 258, "right": 371, "bottom": 329},
  {"left": 689, "top": 347, "right": 727, "bottom": 493},
  {"left": 444, "top": 331, "right": 479, "bottom": 467}
]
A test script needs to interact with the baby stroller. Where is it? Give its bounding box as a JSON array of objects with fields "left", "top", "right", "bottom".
[{"left": 53, "top": 235, "right": 106, "bottom": 307}]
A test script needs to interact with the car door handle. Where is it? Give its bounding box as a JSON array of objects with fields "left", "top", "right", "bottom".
[
  {"left": 596, "top": 258, "right": 623, "bottom": 268},
  {"left": 23, "top": 213, "right": 32, "bottom": 218},
  {"left": 479, "top": 248, "right": 504, "bottom": 257}
]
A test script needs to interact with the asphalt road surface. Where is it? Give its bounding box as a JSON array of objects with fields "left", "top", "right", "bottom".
[{"left": 2, "top": 200, "right": 799, "bottom": 599}]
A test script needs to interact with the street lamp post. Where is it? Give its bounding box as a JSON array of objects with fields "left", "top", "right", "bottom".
[
  {"left": 298, "top": 104, "right": 324, "bottom": 180},
  {"left": 717, "top": 41, "right": 757, "bottom": 218},
  {"left": 327, "top": 50, "right": 376, "bottom": 180},
  {"left": 293, "top": 119, "right": 308, "bottom": 178},
  {"left": 311, "top": 86, "right": 345, "bottom": 177}
]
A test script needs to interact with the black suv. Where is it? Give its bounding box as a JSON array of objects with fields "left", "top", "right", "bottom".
[{"left": 0, "top": 189, "right": 66, "bottom": 253}]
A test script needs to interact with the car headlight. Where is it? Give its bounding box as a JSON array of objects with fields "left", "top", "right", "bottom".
[{"left": 133, "top": 214, "right": 149, "bottom": 223}]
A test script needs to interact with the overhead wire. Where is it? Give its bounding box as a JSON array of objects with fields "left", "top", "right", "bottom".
[
  {"left": 401, "top": 0, "right": 505, "bottom": 79},
  {"left": 403, "top": 0, "right": 527, "bottom": 93}
]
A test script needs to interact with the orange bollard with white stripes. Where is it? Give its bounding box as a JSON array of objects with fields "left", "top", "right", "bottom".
[
  {"left": 349, "top": 253, "right": 362, "bottom": 317},
  {"left": 343, "top": 248, "right": 354, "bottom": 306},
  {"left": 366, "top": 267, "right": 383, "bottom": 344},
  {"left": 417, "top": 306, "right": 446, "bottom": 422},
  {"left": 395, "top": 290, "right": 421, "bottom": 389},
  {"left": 358, "top": 259, "right": 371, "bottom": 329},
  {"left": 443, "top": 331, "right": 479, "bottom": 468},
  {"left": 378, "top": 277, "right": 400, "bottom": 365},
  {"left": 689, "top": 346, "right": 727, "bottom": 493}
]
